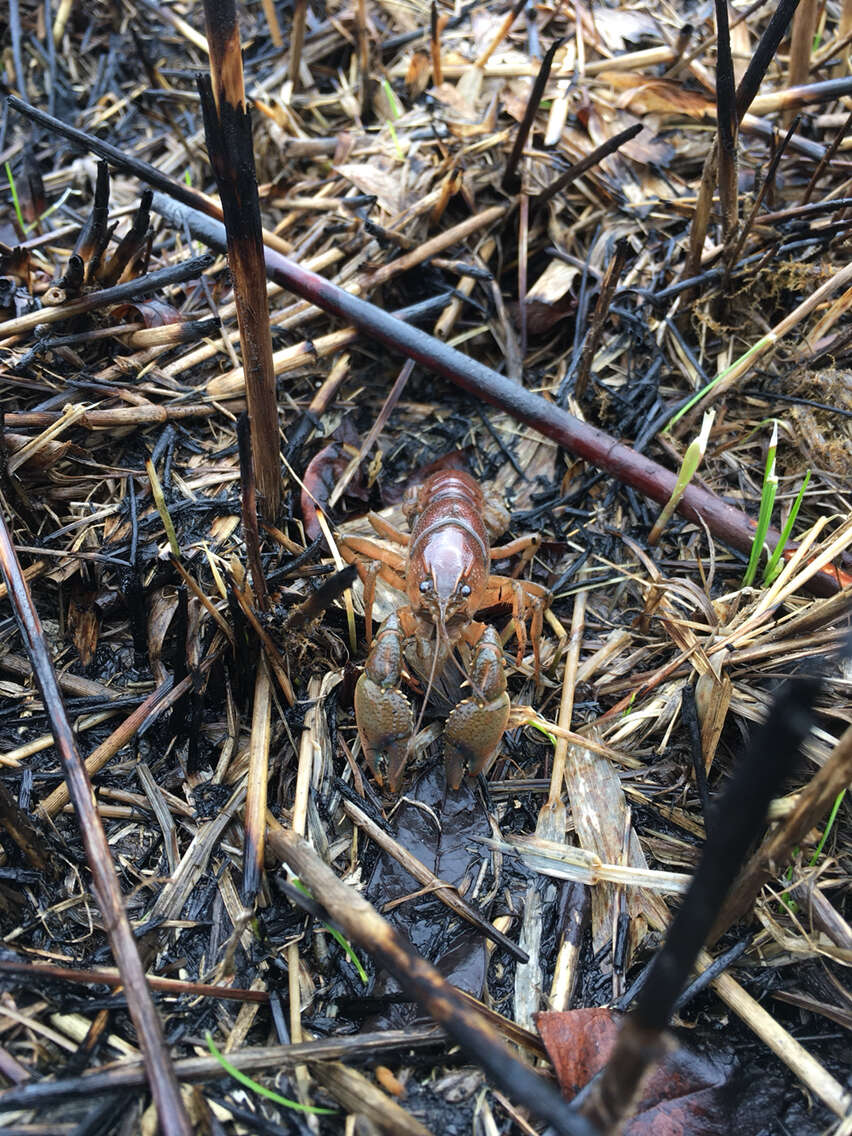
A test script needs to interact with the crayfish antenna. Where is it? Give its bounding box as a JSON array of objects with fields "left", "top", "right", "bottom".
[{"left": 412, "top": 619, "right": 443, "bottom": 741}]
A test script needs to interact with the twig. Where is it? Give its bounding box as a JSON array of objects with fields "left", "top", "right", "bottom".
[
  {"left": 0, "top": 515, "right": 192, "bottom": 1136},
  {"left": 236, "top": 412, "right": 268, "bottom": 611},
  {"left": 0, "top": 253, "right": 213, "bottom": 340},
  {"left": 37, "top": 676, "right": 178, "bottom": 819},
  {"left": 533, "top": 123, "right": 643, "bottom": 210},
  {"left": 574, "top": 238, "right": 629, "bottom": 399},
  {"left": 243, "top": 658, "right": 272, "bottom": 902},
  {"left": 502, "top": 37, "right": 564, "bottom": 192}
]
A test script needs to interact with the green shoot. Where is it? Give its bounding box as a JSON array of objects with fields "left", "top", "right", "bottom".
[
  {"left": 382, "top": 78, "right": 405, "bottom": 160},
  {"left": 762, "top": 469, "right": 810, "bottom": 585},
  {"left": 291, "top": 878, "right": 368, "bottom": 983},
  {"left": 206, "top": 1033, "right": 337, "bottom": 1114},
  {"left": 808, "top": 789, "right": 845, "bottom": 867},
  {"left": 665, "top": 338, "right": 768, "bottom": 431},
  {"left": 184, "top": 169, "right": 192, "bottom": 186},
  {"left": 146, "top": 458, "right": 181, "bottom": 560},
  {"left": 525, "top": 718, "right": 558, "bottom": 747},
  {"left": 743, "top": 421, "right": 778, "bottom": 587},
  {"left": 382, "top": 78, "right": 402, "bottom": 120},
  {"left": 779, "top": 860, "right": 798, "bottom": 914},
  {"left": 5, "top": 162, "right": 26, "bottom": 234},
  {"left": 648, "top": 410, "right": 714, "bottom": 545}
]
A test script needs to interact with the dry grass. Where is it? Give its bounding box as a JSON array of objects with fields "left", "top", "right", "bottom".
[{"left": 0, "top": 1, "right": 850, "bottom": 1133}]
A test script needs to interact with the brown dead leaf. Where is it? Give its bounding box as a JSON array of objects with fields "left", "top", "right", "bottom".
[
  {"left": 335, "top": 163, "right": 407, "bottom": 216},
  {"left": 109, "top": 299, "right": 182, "bottom": 327},
  {"left": 537, "top": 1008, "right": 736, "bottom": 1134},
  {"left": 601, "top": 73, "right": 714, "bottom": 119}
]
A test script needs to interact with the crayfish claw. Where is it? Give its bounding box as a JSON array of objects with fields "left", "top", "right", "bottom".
[
  {"left": 355, "top": 613, "right": 414, "bottom": 792},
  {"left": 443, "top": 626, "right": 510, "bottom": 787}
]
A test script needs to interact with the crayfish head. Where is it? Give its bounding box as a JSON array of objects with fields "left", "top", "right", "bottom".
[{"left": 415, "top": 573, "right": 472, "bottom": 640}]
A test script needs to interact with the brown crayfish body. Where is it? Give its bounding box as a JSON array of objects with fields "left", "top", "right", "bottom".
[{"left": 343, "top": 470, "right": 549, "bottom": 792}]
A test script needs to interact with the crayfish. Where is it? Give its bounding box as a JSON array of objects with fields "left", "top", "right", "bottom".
[{"left": 341, "top": 470, "right": 550, "bottom": 791}]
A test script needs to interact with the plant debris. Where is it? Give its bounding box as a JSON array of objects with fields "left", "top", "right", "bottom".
[{"left": 0, "top": 1, "right": 850, "bottom": 1133}]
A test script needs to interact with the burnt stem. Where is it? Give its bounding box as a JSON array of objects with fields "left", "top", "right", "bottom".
[
  {"left": 533, "top": 122, "right": 643, "bottom": 210},
  {"left": 735, "top": 0, "right": 802, "bottom": 119},
  {"left": 199, "top": 0, "right": 280, "bottom": 520},
  {"left": 685, "top": 0, "right": 801, "bottom": 280},
  {"left": 74, "top": 159, "right": 110, "bottom": 272},
  {"left": 97, "top": 188, "right": 152, "bottom": 287},
  {"left": 573, "top": 237, "right": 629, "bottom": 400},
  {"left": 581, "top": 679, "right": 820, "bottom": 1133},
  {"left": 430, "top": 0, "right": 443, "bottom": 86},
  {"left": 727, "top": 114, "right": 800, "bottom": 268},
  {"left": 502, "top": 37, "right": 565, "bottom": 192},
  {"left": 714, "top": 0, "right": 738, "bottom": 245},
  {"left": 236, "top": 411, "right": 268, "bottom": 611}
]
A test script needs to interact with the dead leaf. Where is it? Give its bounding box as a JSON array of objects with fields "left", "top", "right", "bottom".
[
  {"left": 601, "top": 73, "right": 714, "bottom": 120},
  {"left": 335, "top": 163, "right": 407, "bottom": 216},
  {"left": 537, "top": 1008, "right": 737, "bottom": 1134}
]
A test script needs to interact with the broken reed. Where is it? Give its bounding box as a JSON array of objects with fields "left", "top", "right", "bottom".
[
  {"left": 199, "top": 0, "right": 280, "bottom": 520},
  {"left": 684, "top": 0, "right": 803, "bottom": 278}
]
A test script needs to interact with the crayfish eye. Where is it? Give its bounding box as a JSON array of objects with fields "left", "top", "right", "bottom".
[{"left": 419, "top": 580, "right": 432, "bottom": 594}]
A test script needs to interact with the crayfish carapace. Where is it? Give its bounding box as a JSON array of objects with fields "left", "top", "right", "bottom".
[{"left": 341, "top": 470, "right": 550, "bottom": 791}]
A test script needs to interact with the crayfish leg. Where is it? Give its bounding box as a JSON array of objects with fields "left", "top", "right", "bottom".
[
  {"left": 444, "top": 625, "right": 510, "bottom": 788},
  {"left": 354, "top": 611, "right": 414, "bottom": 792}
]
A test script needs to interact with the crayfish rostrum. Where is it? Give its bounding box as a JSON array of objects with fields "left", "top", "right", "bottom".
[{"left": 341, "top": 470, "right": 550, "bottom": 791}]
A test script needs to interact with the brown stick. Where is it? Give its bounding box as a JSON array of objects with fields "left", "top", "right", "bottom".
[
  {"left": 37, "top": 675, "right": 196, "bottom": 819},
  {"left": 289, "top": 0, "right": 307, "bottom": 87},
  {"left": 533, "top": 123, "right": 643, "bottom": 210},
  {"left": 0, "top": 1029, "right": 444, "bottom": 1109},
  {"left": 0, "top": 517, "right": 192, "bottom": 1136},
  {"left": 200, "top": 0, "right": 280, "bottom": 519},
  {"left": 0, "top": 958, "right": 271, "bottom": 1003},
  {"left": 574, "top": 238, "right": 629, "bottom": 399}
]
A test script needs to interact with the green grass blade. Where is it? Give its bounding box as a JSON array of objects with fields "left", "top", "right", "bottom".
[
  {"left": 649, "top": 410, "right": 714, "bottom": 544},
  {"left": 762, "top": 469, "right": 810, "bottom": 586},
  {"left": 4, "top": 162, "right": 26, "bottom": 234},
  {"left": 146, "top": 458, "right": 182, "bottom": 560},
  {"left": 665, "top": 338, "right": 769, "bottom": 431},
  {"left": 808, "top": 789, "right": 845, "bottom": 867},
  {"left": 291, "top": 878, "right": 368, "bottom": 983},
  {"left": 743, "top": 421, "right": 778, "bottom": 587},
  {"left": 206, "top": 1033, "right": 337, "bottom": 1114}
]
